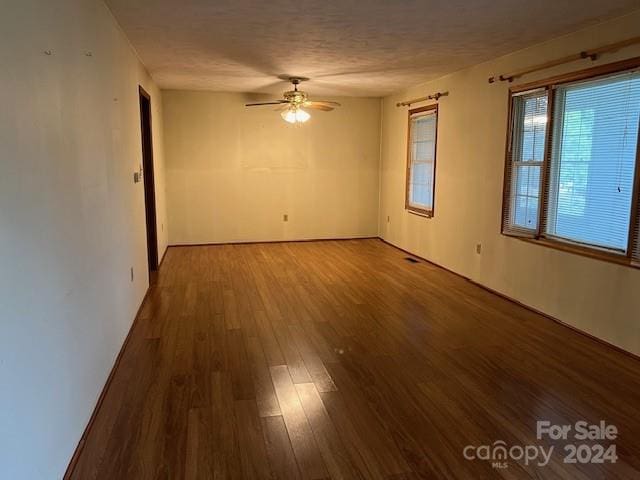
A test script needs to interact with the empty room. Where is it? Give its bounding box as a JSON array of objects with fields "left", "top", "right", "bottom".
[{"left": 3, "top": 0, "right": 640, "bottom": 478}]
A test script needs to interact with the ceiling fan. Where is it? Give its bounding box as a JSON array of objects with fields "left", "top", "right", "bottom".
[{"left": 245, "top": 77, "right": 340, "bottom": 123}]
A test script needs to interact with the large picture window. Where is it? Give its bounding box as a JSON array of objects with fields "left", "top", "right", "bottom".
[
  {"left": 406, "top": 105, "right": 438, "bottom": 216},
  {"left": 502, "top": 59, "right": 640, "bottom": 267}
]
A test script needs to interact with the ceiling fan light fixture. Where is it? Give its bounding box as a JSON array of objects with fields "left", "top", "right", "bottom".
[
  {"left": 281, "top": 107, "right": 310, "bottom": 124},
  {"left": 281, "top": 109, "right": 297, "bottom": 123},
  {"left": 295, "top": 108, "right": 310, "bottom": 123}
]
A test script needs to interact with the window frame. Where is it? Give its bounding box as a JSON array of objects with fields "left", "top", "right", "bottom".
[
  {"left": 501, "top": 57, "right": 640, "bottom": 269},
  {"left": 502, "top": 87, "right": 550, "bottom": 236},
  {"left": 405, "top": 104, "right": 439, "bottom": 217}
]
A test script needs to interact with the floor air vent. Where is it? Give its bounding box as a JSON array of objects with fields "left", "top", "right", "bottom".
[{"left": 404, "top": 257, "right": 419, "bottom": 263}]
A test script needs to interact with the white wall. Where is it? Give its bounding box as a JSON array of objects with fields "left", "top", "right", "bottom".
[
  {"left": 380, "top": 10, "right": 640, "bottom": 356},
  {"left": 163, "top": 91, "right": 381, "bottom": 244},
  {"left": 0, "top": 0, "right": 167, "bottom": 478}
]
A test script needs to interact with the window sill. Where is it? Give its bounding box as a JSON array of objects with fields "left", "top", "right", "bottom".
[
  {"left": 503, "top": 233, "right": 640, "bottom": 270},
  {"left": 406, "top": 206, "right": 433, "bottom": 218}
]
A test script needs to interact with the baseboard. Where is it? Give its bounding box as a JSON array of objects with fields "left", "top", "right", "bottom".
[
  {"left": 63, "top": 287, "right": 152, "bottom": 480},
  {"left": 377, "top": 237, "right": 640, "bottom": 363},
  {"left": 168, "top": 235, "right": 378, "bottom": 248}
]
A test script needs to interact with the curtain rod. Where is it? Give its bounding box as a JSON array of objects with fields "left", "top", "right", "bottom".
[
  {"left": 488, "top": 36, "right": 640, "bottom": 84},
  {"left": 396, "top": 91, "right": 448, "bottom": 107}
]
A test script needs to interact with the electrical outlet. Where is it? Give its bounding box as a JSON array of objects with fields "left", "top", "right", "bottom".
[
  {"left": 476, "top": 243, "right": 482, "bottom": 255},
  {"left": 130, "top": 267, "right": 134, "bottom": 282},
  {"left": 283, "top": 214, "right": 288, "bottom": 222}
]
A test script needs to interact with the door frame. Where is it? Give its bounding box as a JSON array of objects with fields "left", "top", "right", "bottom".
[{"left": 138, "top": 86, "right": 158, "bottom": 279}]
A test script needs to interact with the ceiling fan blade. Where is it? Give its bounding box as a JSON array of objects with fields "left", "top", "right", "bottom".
[
  {"left": 307, "top": 100, "right": 341, "bottom": 107},
  {"left": 303, "top": 102, "right": 334, "bottom": 111},
  {"left": 245, "top": 100, "right": 288, "bottom": 106}
]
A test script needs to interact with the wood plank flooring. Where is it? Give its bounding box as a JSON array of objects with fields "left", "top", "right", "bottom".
[{"left": 69, "top": 239, "right": 640, "bottom": 479}]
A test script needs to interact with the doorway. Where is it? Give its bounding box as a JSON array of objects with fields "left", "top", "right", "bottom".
[{"left": 139, "top": 86, "right": 158, "bottom": 281}]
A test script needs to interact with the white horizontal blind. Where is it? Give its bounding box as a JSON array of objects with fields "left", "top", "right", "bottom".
[
  {"left": 408, "top": 109, "right": 437, "bottom": 211},
  {"left": 633, "top": 190, "right": 640, "bottom": 262},
  {"left": 634, "top": 210, "right": 640, "bottom": 262},
  {"left": 545, "top": 71, "right": 640, "bottom": 252},
  {"left": 505, "top": 90, "right": 548, "bottom": 234}
]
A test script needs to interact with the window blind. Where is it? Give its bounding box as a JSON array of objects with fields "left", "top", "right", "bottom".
[
  {"left": 545, "top": 71, "right": 640, "bottom": 252},
  {"left": 633, "top": 197, "right": 640, "bottom": 263}
]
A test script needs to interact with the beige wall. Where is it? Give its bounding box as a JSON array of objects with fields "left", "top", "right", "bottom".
[
  {"left": 380, "top": 10, "right": 640, "bottom": 356},
  {"left": 163, "top": 91, "right": 381, "bottom": 244},
  {"left": 0, "top": 0, "right": 167, "bottom": 478}
]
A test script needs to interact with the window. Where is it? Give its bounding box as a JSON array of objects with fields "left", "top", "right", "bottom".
[
  {"left": 506, "top": 90, "right": 548, "bottom": 231},
  {"left": 406, "top": 105, "right": 438, "bottom": 216},
  {"left": 502, "top": 59, "right": 640, "bottom": 267}
]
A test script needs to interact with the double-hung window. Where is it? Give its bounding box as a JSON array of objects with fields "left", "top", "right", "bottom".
[
  {"left": 406, "top": 105, "right": 438, "bottom": 216},
  {"left": 502, "top": 59, "right": 640, "bottom": 266}
]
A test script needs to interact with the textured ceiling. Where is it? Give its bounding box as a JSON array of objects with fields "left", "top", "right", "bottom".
[{"left": 106, "top": 0, "right": 639, "bottom": 97}]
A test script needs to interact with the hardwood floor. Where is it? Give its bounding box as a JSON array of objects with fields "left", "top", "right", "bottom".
[{"left": 68, "top": 239, "right": 640, "bottom": 479}]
